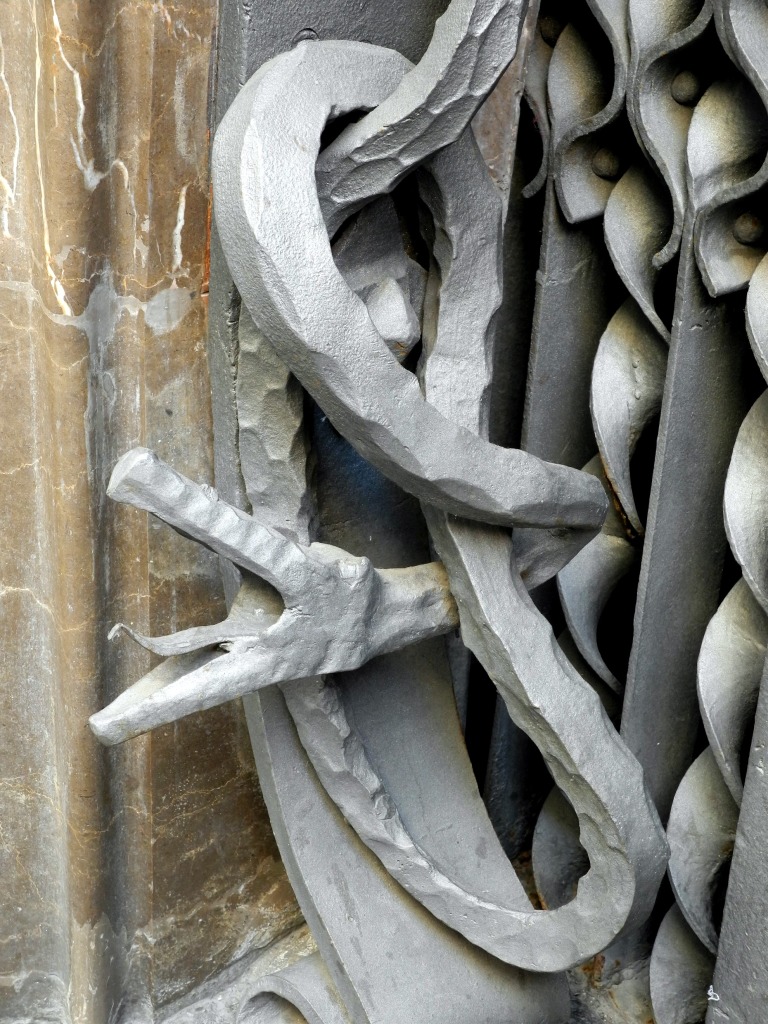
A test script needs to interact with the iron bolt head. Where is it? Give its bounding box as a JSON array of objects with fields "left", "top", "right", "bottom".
[
  {"left": 670, "top": 70, "right": 701, "bottom": 106},
  {"left": 733, "top": 213, "right": 764, "bottom": 247},
  {"left": 592, "top": 147, "right": 621, "bottom": 181}
]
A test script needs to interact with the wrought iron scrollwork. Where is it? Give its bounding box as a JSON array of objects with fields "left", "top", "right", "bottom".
[{"left": 90, "top": 0, "right": 768, "bottom": 1020}]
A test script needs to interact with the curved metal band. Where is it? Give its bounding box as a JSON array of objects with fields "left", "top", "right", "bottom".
[
  {"left": 212, "top": 38, "right": 668, "bottom": 971},
  {"left": 213, "top": 41, "right": 607, "bottom": 535}
]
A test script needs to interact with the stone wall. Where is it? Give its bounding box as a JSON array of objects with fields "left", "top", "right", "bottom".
[{"left": 0, "top": 3, "right": 301, "bottom": 1020}]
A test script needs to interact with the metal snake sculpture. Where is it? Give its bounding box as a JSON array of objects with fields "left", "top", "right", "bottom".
[{"left": 88, "top": 0, "right": 768, "bottom": 1020}]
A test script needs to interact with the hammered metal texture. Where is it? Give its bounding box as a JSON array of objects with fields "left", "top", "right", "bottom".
[{"left": 88, "top": 0, "right": 768, "bottom": 1020}]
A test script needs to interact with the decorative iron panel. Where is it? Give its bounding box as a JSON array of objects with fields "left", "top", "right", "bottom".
[{"left": 90, "top": 0, "right": 768, "bottom": 1020}]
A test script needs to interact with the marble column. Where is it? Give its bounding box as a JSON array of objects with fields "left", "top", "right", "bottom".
[{"left": 0, "top": 3, "right": 301, "bottom": 1021}]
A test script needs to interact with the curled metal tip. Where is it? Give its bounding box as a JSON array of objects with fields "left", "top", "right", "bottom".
[
  {"left": 591, "top": 300, "right": 668, "bottom": 534},
  {"left": 666, "top": 749, "right": 738, "bottom": 954},
  {"left": 697, "top": 579, "right": 768, "bottom": 807},
  {"left": 650, "top": 905, "right": 715, "bottom": 1024}
]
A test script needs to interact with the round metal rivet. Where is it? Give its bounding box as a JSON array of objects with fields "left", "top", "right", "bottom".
[
  {"left": 733, "top": 213, "right": 764, "bottom": 246},
  {"left": 592, "top": 148, "right": 621, "bottom": 181},
  {"left": 670, "top": 70, "right": 701, "bottom": 106}
]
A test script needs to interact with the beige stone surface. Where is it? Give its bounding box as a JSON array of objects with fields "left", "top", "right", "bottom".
[{"left": 0, "top": 2, "right": 300, "bottom": 1020}]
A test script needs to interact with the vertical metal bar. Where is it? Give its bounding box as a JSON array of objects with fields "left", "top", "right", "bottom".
[
  {"left": 706, "top": 659, "right": 768, "bottom": 1022},
  {"left": 621, "top": 222, "right": 750, "bottom": 821}
]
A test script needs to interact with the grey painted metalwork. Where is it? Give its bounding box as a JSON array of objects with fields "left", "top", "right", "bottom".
[
  {"left": 650, "top": 906, "right": 717, "bottom": 1024},
  {"left": 698, "top": 579, "right": 768, "bottom": 807},
  {"left": 89, "top": 447, "right": 458, "bottom": 744},
  {"left": 706, "top": 662, "right": 768, "bottom": 1021},
  {"left": 213, "top": 44, "right": 606, "bottom": 532},
  {"left": 620, "top": 212, "right": 749, "bottom": 825},
  {"left": 210, "top": 30, "right": 668, "bottom": 969},
  {"left": 590, "top": 301, "right": 668, "bottom": 535},
  {"left": 87, "top": 0, "right": 768, "bottom": 1019},
  {"left": 557, "top": 459, "right": 637, "bottom": 693},
  {"left": 666, "top": 749, "right": 738, "bottom": 955}
]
